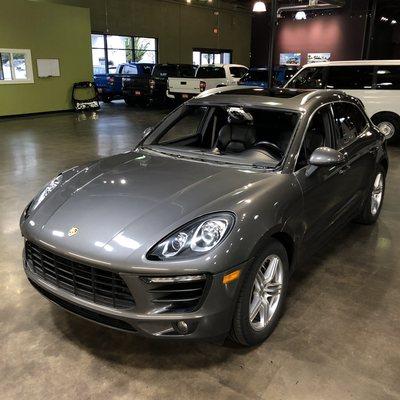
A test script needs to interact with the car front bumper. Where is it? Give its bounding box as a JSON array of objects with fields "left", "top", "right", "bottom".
[{"left": 23, "top": 250, "right": 251, "bottom": 340}]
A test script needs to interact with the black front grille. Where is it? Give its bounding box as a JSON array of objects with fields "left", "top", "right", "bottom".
[
  {"left": 146, "top": 277, "right": 209, "bottom": 313},
  {"left": 25, "top": 241, "right": 135, "bottom": 309},
  {"left": 29, "top": 279, "right": 136, "bottom": 332}
]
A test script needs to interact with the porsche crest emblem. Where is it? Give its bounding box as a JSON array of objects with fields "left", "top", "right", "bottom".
[{"left": 68, "top": 227, "right": 79, "bottom": 237}]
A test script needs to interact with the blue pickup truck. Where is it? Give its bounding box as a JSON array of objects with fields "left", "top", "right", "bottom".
[{"left": 94, "top": 63, "right": 154, "bottom": 103}]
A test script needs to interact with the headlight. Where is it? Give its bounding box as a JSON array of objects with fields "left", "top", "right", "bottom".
[{"left": 148, "top": 213, "right": 235, "bottom": 260}]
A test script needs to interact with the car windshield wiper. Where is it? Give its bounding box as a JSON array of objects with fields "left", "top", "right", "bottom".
[{"left": 142, "top": 146, "right": 274, "bottom": 170}]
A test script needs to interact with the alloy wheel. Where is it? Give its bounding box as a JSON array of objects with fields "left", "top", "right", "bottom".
[
  {"left": 249, "top": 254, "right": 283, "bottom": 331},
  {"left": 377, "top": 121, "right": 395, "bottom": 138},
  {"left": 371, "top": 173, "right": 384, "bottom": 216}
]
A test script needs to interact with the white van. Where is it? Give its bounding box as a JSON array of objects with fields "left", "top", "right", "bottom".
[{"left": 285, "top": 60, "right": 400, "bottom": 142}]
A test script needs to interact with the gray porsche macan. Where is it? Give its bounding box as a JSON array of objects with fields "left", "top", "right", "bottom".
[{"left": 20, "top": 87, "right": 388, "bottom": 346}]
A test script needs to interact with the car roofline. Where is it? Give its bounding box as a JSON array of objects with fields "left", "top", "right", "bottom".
[{"left": 187, "top": 87, "right": 349, "bottom": 111}]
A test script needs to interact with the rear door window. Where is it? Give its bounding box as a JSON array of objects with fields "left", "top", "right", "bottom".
[
  {"left": 376, "top": 66, "right": 400, "bottom": 89},
  {"left": 178, "top": 65, "right": 197, "bottom": 78},
  {"left": 153, "top": 65, "right": 178, "bottom": 78},
  {"left": 196, "top": 67, "right": 226, "bottom": 79},
  {"left": 122, "top": 65, "right": 138, "bottom": 75},
  {"left": 141, "top": 65, "right": 153, "bottom": 76},
  {"left": 240, "top": 70, "right": 268, "bottom": 83},
  {"left": 332, "top": 103, "right": 368, "bottom": 148},
  {"left": 287, "top": 67, "right": 325, "bottom": 89},
  {"left": 326, "top": 66, "right": 374, "bottom": 89},
  {"left": 229, "top": 67, "right": 248, "bottom": 78}
]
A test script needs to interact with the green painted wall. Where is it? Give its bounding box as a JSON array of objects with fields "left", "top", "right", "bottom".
[
  {"left": 0, "top": 0, "right": 92, "bottom": 116},
  {"left": 45, "top": 0, "right": 252, "bottom": 65}
]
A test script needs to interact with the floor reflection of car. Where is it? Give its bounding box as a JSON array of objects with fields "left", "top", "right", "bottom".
[{"left": 21, "top": 87, "right": 388, "bottom": 347}]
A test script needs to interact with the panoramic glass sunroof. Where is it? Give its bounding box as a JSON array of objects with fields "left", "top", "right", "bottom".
[{"left": 216, "top": 88, "right": 307, "bottom": 98}]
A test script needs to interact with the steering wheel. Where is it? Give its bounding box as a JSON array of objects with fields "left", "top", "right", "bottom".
[{"left": 254, "top": 141, "right": 284, "bottom": 159}]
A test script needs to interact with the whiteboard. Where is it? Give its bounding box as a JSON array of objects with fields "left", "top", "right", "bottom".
[{"left": 37, "top": 58, "right": 60, "bottom": 78}]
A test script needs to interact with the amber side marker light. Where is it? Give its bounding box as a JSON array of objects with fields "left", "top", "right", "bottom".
[{"left": 222, "top": 270, "right": 241, "bottom": 285}]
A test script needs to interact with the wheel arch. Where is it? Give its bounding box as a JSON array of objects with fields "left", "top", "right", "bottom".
[
  {"left": 249, "top": 226, "right": 297, "bottom": 273},
  {"left": 379, "top": 157, "right": 389, "bottom": 173}
]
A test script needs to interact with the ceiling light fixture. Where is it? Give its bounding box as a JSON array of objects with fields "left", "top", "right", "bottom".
[
  {"left": 391, "top": 19, "right": 397, "bottom": 25},
  {"left": 253, "top": 1, "right": 267, "bottom": 12},
  {"left": 295, "top": 11, "right": 307, "bottom": 20}
]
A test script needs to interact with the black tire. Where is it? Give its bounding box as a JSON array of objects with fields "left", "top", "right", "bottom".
[
  {"left": 230, "top": 239, "right": 289, "bottom": 347},
  {"left": 124, "top": 96, "right": 136, "bottom": 106},
  {"left": 355, "top": 165, "right": 386, "bottom": 225},
  {"left": 137, "top": 97, "right": 151, "bottom": 108},
  {"left": 371, "top": 112, "right": 400, "bottom": 144},
  {"left": 101, "top": 95, "right": 112, "bottom": 103}
]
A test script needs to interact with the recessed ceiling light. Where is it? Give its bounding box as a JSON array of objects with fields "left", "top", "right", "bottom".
[
  {"left": 253, "top": 1, "right": 266, "bottom": 12},
  {"left": 295, "top": 11, "right": 307, "bottom": 20}
]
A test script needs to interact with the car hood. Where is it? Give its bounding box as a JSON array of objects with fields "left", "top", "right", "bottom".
[{"left": 22, "top": 149, "right": 280, "bottom": 269}]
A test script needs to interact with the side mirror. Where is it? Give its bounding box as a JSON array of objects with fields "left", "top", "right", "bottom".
[
  {"left": 142, "top": 127, "right": 153, "bottom": 139},
  {"left": 309, "top": 147, "right": 347, "bottom": 167}
]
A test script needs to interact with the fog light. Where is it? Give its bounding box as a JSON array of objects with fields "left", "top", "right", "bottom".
[{"left": 176, "top": 320, "right": 189, "bottom": 334}]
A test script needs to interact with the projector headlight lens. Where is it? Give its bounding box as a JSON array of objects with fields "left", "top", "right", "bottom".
[{"left": 148, "top": 213, "right": 235, "bottom": 260}]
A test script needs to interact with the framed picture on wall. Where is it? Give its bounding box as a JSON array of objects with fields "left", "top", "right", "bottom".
[
  {"left": 307, "top": 53, "right": 331, "bottom": 63},
  {"left": 279, "top": 53, "right": 301, "bottom": 66}
]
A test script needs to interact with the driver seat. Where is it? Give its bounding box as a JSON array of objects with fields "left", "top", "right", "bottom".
[{"left": 217, "top": 124, "right": 257, "bottom": 153}]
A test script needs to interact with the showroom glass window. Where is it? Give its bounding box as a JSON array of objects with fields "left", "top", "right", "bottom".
[
  {"left": 326, "top": 66, "right": 374, "bottom": 89},
  {"left": 332, "top": 103, "right": 368, "bottom": 148},
  {"left": 91, "top": 34, "right": 158, "bottom": 74},
  {"left": 106, "top": 35, "right": 133, "bottom": 72},
  {"left": 0, "top": 49, "right": 33, "bottom": 84},
  {"left": 376, "top": 66, "right": 400, "bottom": 89},
  {"left": 193, "top": 49, "right": 232, "bottom": 66},
  {"left": 287, "top": 67, "right": 325, "bottom": 89}
]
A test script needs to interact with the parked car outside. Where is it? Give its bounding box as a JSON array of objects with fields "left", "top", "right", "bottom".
[
  {"left": 94, "top": 63, "right": 154, "bottom": 103},
  {"left": 167, "top": 64, "right": 248, "bottom": 101},
  {"left": 285, "top": 60, "right": 400, "bottom": 142},
  {"left": 21, "top": 87, "right": 388, "bottom": 346},
  {"left": 122, "top": 63, "right": 197, "bottom": 106}
]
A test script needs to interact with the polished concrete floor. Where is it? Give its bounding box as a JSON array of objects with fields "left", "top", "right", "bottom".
[{"left": 1, "top": 101, "right": 399, "bottom": 400}]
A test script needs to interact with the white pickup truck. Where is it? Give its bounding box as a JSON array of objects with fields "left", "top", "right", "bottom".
[{"left": 167, "top": 64, "right": 248, "bottom": 101}]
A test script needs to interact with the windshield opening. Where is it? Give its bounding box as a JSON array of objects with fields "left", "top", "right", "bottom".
[
  {"left": 196, "top": 67, "right": 226, "bottom": 79},
  {"left": 240, "top": 70, "right": 268, "bottom": 83},
  {"left": 152, "top": 65, "right": 178, "bottom": 78},
  {"left": 143, "top": 105, "right": 299, "bottom": 168}
]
